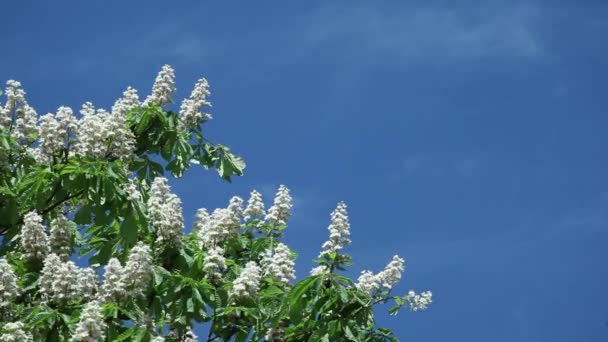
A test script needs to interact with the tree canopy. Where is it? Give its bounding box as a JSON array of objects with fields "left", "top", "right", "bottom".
[{"left": 0, "top": 66, "right": 431, "bottom": 341}]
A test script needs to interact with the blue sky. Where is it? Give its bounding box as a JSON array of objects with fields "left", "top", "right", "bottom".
[{"left": 3, "top": 1, "right": 608, "bottom": 340}]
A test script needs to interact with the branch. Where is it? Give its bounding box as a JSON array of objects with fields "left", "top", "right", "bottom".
[{"left": 42, "top": 189, "right": 84, "bottom": 215}]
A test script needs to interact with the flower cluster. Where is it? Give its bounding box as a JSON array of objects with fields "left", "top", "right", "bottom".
[
  {"left": 121, "top": 242, "right": 153, "bottom": 298},
  {"left": 148, "top": 177, "right": 184, "bottom": 246},
  {"left": 261, "top": 243, "right": 296, "bottom": 283},
  {"left": 0, "top": 321, "right": 32, "bottom": 342},
  {"left": 100, "top": 258, "right": 125, "bottom": 302},
  {"left": 0, "top": 258, "right": 20, "bottom": 308},
  {"left": 0, "top": 80, "right": 27, "bottom": 129},
  {"left": 178, "top": 78, "right": 212, "bottom": 129},
  {"left": 49, "top": 214, "right": 76, "bottom": 258},
  {"left": 122, "top": 178, "right": 142, "bottom": 202},
  {"left": 356, "top": 255, "right": 405, "bottom": 295},
  {"left": 0, "top": 80, "right": 38, "bottom": 142},
  {"left": 230, "top": 261, "right": 262, "bottom": 299},
  {"left": 71, "top": 301, "right": 107, "bottom": 342},
  {"left": 111, "top": 86, "right": 140, "bottom": 117},
  {"left": 197, "top": 208, "right": 239, "bottom": 247},
  {"left": 243, "top": 190, "right": 265, "bottom": 222},
  {"left": 72, "top": 102, "right": 135, "bottom": 160},
  {"left": 404, "top": 290, "right": 433, "bottom": 311},
  {"left": 38, "top": 106, "right": 77, "bottom": 161},
  {"left": 143, "top": 64, "right": 176, "bottom": 107},
  {"left": 265, "top": 185, "right": 292, "bottom": 226},
  {"left": 319, "top": 202, "right": 351, "bottom": 257},
  {"left": 39, "top": 253, "right": 98, "bottom": 304},
  {"left": 203, "top": 245, "right": 227, "bottom": 281},
  {"left": 182, "top": 328, "right": 198, "bottom": 342},
  {"left": 20, "top": 211, "right": 50, "bottom": 260}
]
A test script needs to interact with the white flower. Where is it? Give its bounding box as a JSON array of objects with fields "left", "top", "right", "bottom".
[
  {"left": 151, "top": 337, "right": 165, "bottom": 342},
  {"left": 13, "top": 104, "right": 38, "bottom": 141},
  {"left": 203, "top": 245, "right": 226, "bottom": 281},
  {"left": 39, "top": 106, "right": 77, "bottom": 160},
  {"left": 0, "top": 80, "right": 28, "bottom": 130},
  {"left": 261, "top": 243, "right": 296, "bottom": 283},
  {"left": 0, "top": 258, "right": 20, "bottom": 308},
  {"left": 178, "top": 78, "right": 212, "bottom": 129},
  {"left": 230, "top": 261, "right": 261, "bottom": 299},
  {"left": 122, "top": 178, "right": 141, "bottom": 202},
  {"left": 100, "top": 258, "right": 125, "bottom": 302},
  {"left": 376, "top": 255, "right": 405, "bottom": 290},
  {"left": 143, "top": 65, "right": 176, "bottom": 107},
  {"left": 182, "top": 328, "right": 197, "bottom": 342},
  {"left": 227, "top": 196, "right": 244, "bottom": 224},
  {"left": 356, "top": 271, "right": 381, "bottom": 295},
  {"left": 193, "top": 208, "right": 210, "bottom": 234},
  {"left": 148, "top": 177, "right": 184, "bottom": 246},
  {"left": 319, "top": 202, "right": 351, "bottom": 257},
  {"left": 78, "top": 267, "right": 98, "bottom": 301},
  {"left": 0, "top": 321, "right": 32, "bottom": 342},
  {"left": 49, "top": 215, "right": 75, "bottom": 258},
  {"left": 404, "top": 290, "right": 433, "bottom": 311},
  {"left": 39, "top": 254, "right": 93, "bottom": 304},
  {"left": 197, "top": 208, "right": 237, "bottom": 247},
  {"left": 265, "top": 185, "right": 292, "bottom": 226},
  {"left": 243, "top": 190, "right": 265, "bottom": 222},
  {"left": 71, "top": 301, "right": 107, "bottom": 342},
  {"left": 73, "top": 102, "right": 135, "bottom": 160},
  {"left": 310, "top": 265, "right": 328, "bottom": 276},
  {"left": 111, "top": 86, "right": 141, "bottom": 117},
  {"left": 20, "top": 211, "right": 50, "bottom": 260},
  {"left": 121, "top": 242, "right": 153, "bottom": 297},
  {"left": 356, "top": 255, "right": 405, "bottom": 295}
]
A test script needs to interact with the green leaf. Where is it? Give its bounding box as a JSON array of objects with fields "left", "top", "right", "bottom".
[{"left": 120, "top": 213, "right": 138, "bottom": 245}]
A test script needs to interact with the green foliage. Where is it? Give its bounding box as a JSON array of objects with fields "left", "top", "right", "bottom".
[{"left": 0, "top": 78, "right": 427, "bottom": 341}]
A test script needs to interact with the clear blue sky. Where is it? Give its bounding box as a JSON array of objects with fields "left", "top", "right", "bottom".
[{"left": 2, "top": 1, "right": 608, "bottom": 341}]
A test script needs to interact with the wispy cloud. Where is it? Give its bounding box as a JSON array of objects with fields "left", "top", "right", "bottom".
[
  {"left": 115, "top": 2, "right": 544, "bottom": 75},
  {"left": 391, "top": 154, "right": 482, "bottom": 181}
]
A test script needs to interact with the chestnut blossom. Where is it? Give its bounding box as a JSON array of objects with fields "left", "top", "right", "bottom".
[
  {"left": 404, "top": 290, "right": 433, "bottom": 311},
  {"left": 227, "top": 196, "right": 244, "bottom": 224},
  {"left": 243, "top": 190, "right": 265, "bottom": 222},
  {"left": 122, "top": 178, "right": 141, "bottom": 202},
  {"left": 182, "top": 328, "right": 198, "bottom": 342},
  {"left": 203, "top": 245, "right": 226, "bottom": 281},
  {"left": 310, "top": 265, "right": 328, "bottom": 276},
  {"left": 39, "top": 253, "right": 98, "bottom": 304},
  {"left": 356, "top": 270, "right": 381, "bottom": 294},
  {"left": 121, "top": 242, "right": 153, "bottom": 297},
  {"left": 356, "top": 255, "right": 405, "bottom": 295},
  {"left": 100, "top": 258, "right": 125, "bottom": 302},
  {"left": 13, "top": 104, "right": 38, "bottom": 141},
  {"left": 230, "top": 261, "right": 262, "bottom": 299},
  {"left": 71, "top": 301, "right": 106, "bottom": 342},
  {"left": 319, "top": 202, "right": 351, "bottom": 257},
  {"left": 20, "top": 211, "right": 50, "bottom": 260},
  {"left": 198, "top": 208, "right": 238, "bottom": 247},
  {"left": 39, "top": 106, "right": 77, "bottom": 160},
  {"left": 193, "top": 208, "right": 210, "bottom": 234},
  {"left": 0, "top": 258, "right": 20, "bottom": 308},
  {"left": 0, "top": 80, "right": 27, "bottom": 130},
  {"left": 148, "top": 177, "right": 184, "bottom": 246},
  {"left": 49, "top": 215, "right": 76, "bottom": 258},
  {"left": 111, "top": 86, "right": 141, "bottom": 117},
  {"left": 143, "top": 64, "right": 176, "bottom": 107},
  {"left": 376, "top": 255, "right": 405, "bottom": 289},
  {"left": 0, "top": 321, "right": 32, "bottom": 342},
  {"left": 178, "top": 78, "right": 212, "bottom": 129},
  {"left": 265, "top": 185, "right": 292, "bottom": 226},
  {"left": 261, "top": 243, "right": 296, "bottom": 283}
]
